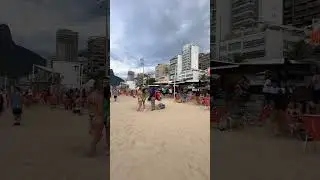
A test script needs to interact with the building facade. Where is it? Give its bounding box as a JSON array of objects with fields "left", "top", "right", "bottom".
[
  {"left": 155, "top": 64, "right": 169, "bottom": 82},
  {"left": 52, "top": 61, "right": 84, "bottom": 89},
  {"left": 127, "top": 71, "right": 135, "bottom": 81},
  {"left": 179, "top": 44, "right": 200, "bottom": 82},
  {"left": 218, "top": 25, "right": 305, "bottom": 61},
  {"left": 87, "top": 36, "right": 107, "bottom": 76},
  {"left": 56, "top": 29, "right": 78, "bottom": 62},
  {"left": 215, "top": 0, "right": 283, "bottom": 60},
  {"left": 198, "top": 53, "right": 210, "bottom": 70},
  {"left": 283, "top": 0, "right": 320, "bottom": 28}
]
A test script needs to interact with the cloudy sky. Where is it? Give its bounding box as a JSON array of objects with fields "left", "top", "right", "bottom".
[
  {"left": 0, "top": 0, "right": 105, "bottom": 56},
  {"left": 110, "top": 0, "right": 210, "bottom": 78}
]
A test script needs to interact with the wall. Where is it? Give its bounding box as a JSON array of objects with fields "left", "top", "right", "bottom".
[{"left": 52, "top": 61, "right": 81, "bottom": 89}]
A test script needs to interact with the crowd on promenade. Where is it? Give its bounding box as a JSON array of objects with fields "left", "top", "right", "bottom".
[{"left": 0, "top": 78, "right": 110, "bottom": 156}]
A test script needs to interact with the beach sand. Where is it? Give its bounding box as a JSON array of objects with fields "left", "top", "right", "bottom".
[
  {"left": 110, "top": 96, "right": 210, "bottom": 180},
  {"left": 0, "top": 105, "right": 108, "bottom": 180},
  {"left": 212, "top": 124, "right": 320, "bottom": 180}
]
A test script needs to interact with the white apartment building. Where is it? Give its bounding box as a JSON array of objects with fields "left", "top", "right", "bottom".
[
  {"left": 52, "top": 61, "right": 84, "bottom": 89},
  {"left": 218, "top": 25, "right": 306, "bottom": 62},
  {"left": 179, "top": 44, "right": 200, "bottom": 82},
  {"left": 215, "top": 0, "right": 285, "bottom": 61}
]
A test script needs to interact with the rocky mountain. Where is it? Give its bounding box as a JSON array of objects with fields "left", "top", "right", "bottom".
[
  {"left": 110, "top": 69, "right": 124, "bottom": 86},
  {"left": 0, "top": 24, "right": 46, "bottom": 78}
]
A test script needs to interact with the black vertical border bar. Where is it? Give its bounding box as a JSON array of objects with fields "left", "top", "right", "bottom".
[
  {"left": 209, "top": 0, "right": 215, "bottom": 179},
  {"left": 106, "top": 0, "right": 111, "bottom": 179}
]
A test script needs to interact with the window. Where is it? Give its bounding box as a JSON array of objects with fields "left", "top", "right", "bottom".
[
  {"left": 242, "top": 50, "right": 265, "bottom": 59},
  {"left": 243, "top": 38, "right": 264, "bottom": 48},
  {"left": 228, "top": 42, "right": 241, "bottom": 51}
]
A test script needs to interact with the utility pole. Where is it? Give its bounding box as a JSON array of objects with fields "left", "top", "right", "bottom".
[
  {"left": 140, "top": 58, "right": 145, "bottom": 86},
  {"left": 173, "top": 65, "right": 177, "bottom": 100}
]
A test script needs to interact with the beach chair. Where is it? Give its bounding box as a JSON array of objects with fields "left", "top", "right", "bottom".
[{"left": 302, "top": 115, "right": 320, "bottom": 152}]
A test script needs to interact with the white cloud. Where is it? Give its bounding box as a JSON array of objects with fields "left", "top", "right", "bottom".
[{"left": 110, "top": 58, "right": 154, "bottom": 79}]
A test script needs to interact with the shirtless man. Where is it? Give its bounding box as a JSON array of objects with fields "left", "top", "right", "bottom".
[{"left": 87, "top": 80, "right": 105, "bottom": 156}]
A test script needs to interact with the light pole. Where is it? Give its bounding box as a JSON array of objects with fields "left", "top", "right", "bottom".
[
  {"left": 140, "top": 58, "right": 145, "bottom": 86},
  {"left": 173, "top": 65, "right": 177, "bottom": 100}
]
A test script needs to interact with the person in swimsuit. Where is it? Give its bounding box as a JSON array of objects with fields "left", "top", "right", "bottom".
[
  {"left": 11, "top": 87, "right": 23, "bottom": 126},
  {"left": 136, "top": 87, "right": 143, "bottom": 111},
  {"left": 87, "top": 80, "right": 104, "bottom": 156}
]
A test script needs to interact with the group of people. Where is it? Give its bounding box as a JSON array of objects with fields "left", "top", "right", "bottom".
[{"left": 0, "top": 78, "right": 111, "bottom": 156}]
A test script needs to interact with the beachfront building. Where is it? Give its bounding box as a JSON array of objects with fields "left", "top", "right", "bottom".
[
  {"left": 52, "top": 61, "right": 84, "bottom": 89},
  {"left": 169, "top": 55, "right": 182, "bottom": 81},
  {"left": 214, "top": 0, "right": 284, "bottom": 61},
  {"left": 155, "top": 64, "right": 169, "bottom": 82},
  {"left": 218, "top": 24, "right": 306, "bottom": 62},
  {"left": 56, "top": 29, "right": 78, "bottom": 62},
  {"left": 127, "top": 71, "right": 135, "bottom": 81},
  {"left": 283, "top": 0, "right": 320, "bottom": 28},
  {"left": 199, "top": 52, "right": 210, "bottom": 70},
  {"left": 87, "top": 36, "right": 107, "bottom": 76},
  {"left": 178, "top": 43, "right": 200, "bottom": 82}
]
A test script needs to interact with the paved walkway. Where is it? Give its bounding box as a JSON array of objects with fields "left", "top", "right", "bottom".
[
  {"left": 0, "top": 105, "right": 108, "bottom": 180},
  {"left": 110, "top": 96, "right": 210, "bottom": 180}
]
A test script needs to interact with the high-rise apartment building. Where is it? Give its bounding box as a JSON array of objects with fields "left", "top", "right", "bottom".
[
  {"left": 283, "top": 0, "right": 320, "bottom": 28},
  {"left": 199, "top": 53, "right": 210, "bottom": 70},
  {"left": 56, "top": 29, "right": 78, "bottom": 62},
  {"left": 211, "top": 0, "right": 216, "bottom": 58},
  {"left": 87, "top": 36, "right": 107, "bottom": 75},
  {"left": 155, "top": 64, "right": 169, "bottom": 82},
  {"left": 178, "top": 44, "right": 200, "bottom": 82},
  {"left": 214, "top": 0, "right": 306, "bottom": 62},
  {"left": 182, "top": 44, "right": 199, "bottom": 72},
  {"left": 127, "top": 71, "right": 135, "bottom": 81}
]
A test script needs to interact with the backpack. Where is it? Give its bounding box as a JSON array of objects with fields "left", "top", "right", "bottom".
[
  {"left": 155, "top": 91, "right": 161, "bottom": 101},
  {"left": 158, "top": 103, "right": 165, "bottom": 109}
]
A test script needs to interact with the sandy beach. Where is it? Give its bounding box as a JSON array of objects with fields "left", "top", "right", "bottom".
[
  {"left": 212, "top": 123, "right": 320, "bottom": 180},
  {"left": 110, "top": 96, "right": 210, "bottom": 180},
  {"left": 0, "top": 105, "right": 108, "bottom": 180}
]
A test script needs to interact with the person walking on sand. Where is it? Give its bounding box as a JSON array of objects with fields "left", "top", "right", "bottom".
[
  {"left": 137, "top": 87, "right": 143, "bottom": 111},
  {"left": 87, "top": 80, "right": 104, "bottom": 157},
  {"left": 142, "top": 87, "right": 148, "bottom": 110},
  {"left": 112, "top": 87, "right": 118, "bottom": 102},
  {"left": 11, "top": 87, "right": 23, "bottom": 126},
  {"left": 149, "top": 87, "right": 156, "bottom": 111}
]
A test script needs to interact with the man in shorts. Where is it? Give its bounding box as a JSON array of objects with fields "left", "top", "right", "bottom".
[{"left": 11, "top": 87, "right": 23, "bottom": 126}]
